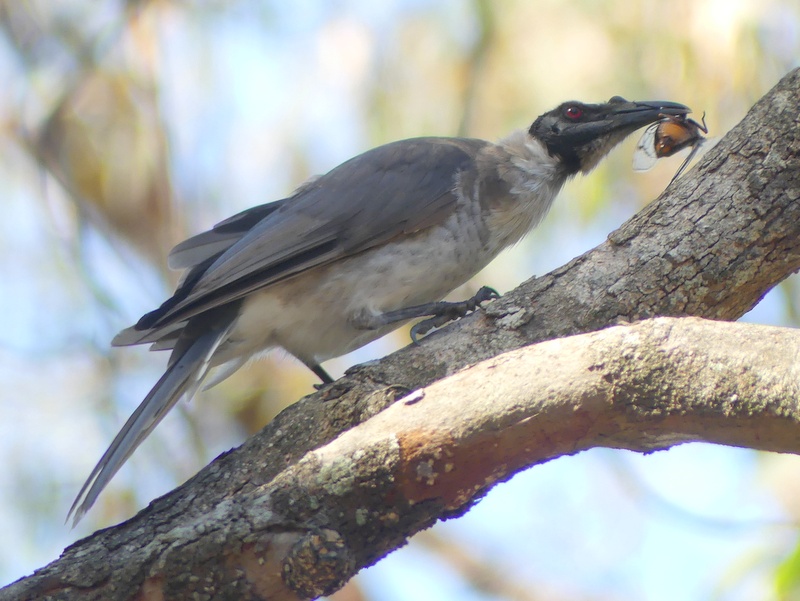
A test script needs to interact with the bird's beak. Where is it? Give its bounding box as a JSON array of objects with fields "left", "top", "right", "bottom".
[{"left": 604, "top": 97, "right": 691, "bottom": 130}]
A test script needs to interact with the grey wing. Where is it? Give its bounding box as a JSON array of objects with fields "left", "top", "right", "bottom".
[
  {"left": 168, "top": 200, "right": 288, "bottom": 270},
  {"left": 120, "top": 137, "right": 486, "bottom": 343},
  {"left": 166, "top": 175, "right": 326, "bottom": 270}
]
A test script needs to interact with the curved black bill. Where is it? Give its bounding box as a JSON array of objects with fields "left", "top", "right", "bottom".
[{"left": 608, "top": 97, "right": 691, "bottom": 129}]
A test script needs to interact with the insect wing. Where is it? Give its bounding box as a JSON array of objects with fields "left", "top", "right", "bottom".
[
  {"left": 668, "top": 139, "right": 704, "bottom": 185},
  {"left": 632, "top": 123, "right": 659, "bottom": 171},
  {"left": 667, "top": 135, "right": 719, "bottom": 185}
]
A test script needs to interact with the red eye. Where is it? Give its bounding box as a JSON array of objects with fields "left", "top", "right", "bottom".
[{"left": 564, "top": 106, "right": 583, "bottom": 120}]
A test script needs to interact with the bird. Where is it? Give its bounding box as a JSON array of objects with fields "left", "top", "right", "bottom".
[{"left": 69, "top": 95, "right": 690, "bottom": 523}]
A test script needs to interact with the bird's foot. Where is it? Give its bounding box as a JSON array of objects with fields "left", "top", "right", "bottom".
[{"left": 410, "top": 286, "right": 499, "bottom": 343}]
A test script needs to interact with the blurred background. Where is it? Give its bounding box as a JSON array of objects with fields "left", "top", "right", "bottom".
[{"left": 0, "top": 0, "right": 799, "bottom": 599}]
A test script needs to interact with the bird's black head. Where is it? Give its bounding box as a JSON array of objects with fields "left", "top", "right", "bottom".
[{"left": 529, "top": 96, "right": 690, "bottom": 175}]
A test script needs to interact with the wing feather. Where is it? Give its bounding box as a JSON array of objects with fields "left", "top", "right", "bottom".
[
  {"left": 124, "top": 137, "right": 486, "bottom": 340},
  {"left": 168, "top": 199, "right": 288, "bottom": 269}
]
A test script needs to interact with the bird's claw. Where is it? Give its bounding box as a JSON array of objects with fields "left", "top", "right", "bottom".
[
  {"left": 472, "top": 286, "right": 501, "bottom": 304},
  {"left": 410, "top": 314, "right": 453, "bottom": 344}
]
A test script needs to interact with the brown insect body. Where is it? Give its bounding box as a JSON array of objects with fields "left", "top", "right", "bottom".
[
  {"left": 633, "top": 112, "right": 708, "bottom": 183},
  {"left": 653, "top": 115, "right": 708, "bottom": 158}
]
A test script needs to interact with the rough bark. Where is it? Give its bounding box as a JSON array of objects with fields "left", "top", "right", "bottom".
[{"left": 3, "top": 68, "right": 799, "bottom": 601}]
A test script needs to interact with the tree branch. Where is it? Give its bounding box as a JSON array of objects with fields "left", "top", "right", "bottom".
[{"left": 4, "top": 68, "right": 799, "bottom": 601}]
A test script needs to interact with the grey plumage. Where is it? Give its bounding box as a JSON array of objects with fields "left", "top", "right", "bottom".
[{"left": 69, "top": 96, "right": 690, "bottom": 524}]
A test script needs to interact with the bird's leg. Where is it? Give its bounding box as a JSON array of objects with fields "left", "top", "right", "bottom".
[
  {"left": 304, "top": 362, "right": 334, "bottom": 388},
  {"left": 352, "top": 286, "right": 499, "bottom": 343}
]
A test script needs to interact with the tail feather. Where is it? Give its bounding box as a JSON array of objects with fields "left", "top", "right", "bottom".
[
  {"left": 202, "top": 356, "right": 249, "bottom": 390},
  {"left": 111, "top": 322, "right": 184, "bottom": 347},
  {"left": 68, "top": 324, "right": 233, "bottom": 526}
]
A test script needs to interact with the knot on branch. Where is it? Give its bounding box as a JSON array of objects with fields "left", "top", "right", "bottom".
[{"left": 282, "top": 529, "right": 354, "bottom": 599}]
